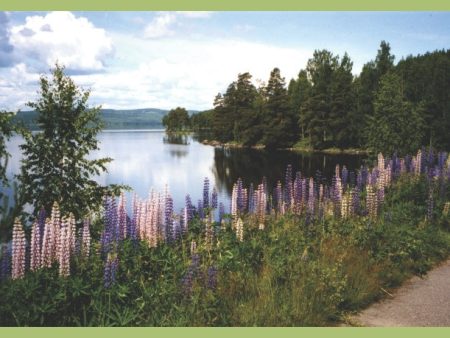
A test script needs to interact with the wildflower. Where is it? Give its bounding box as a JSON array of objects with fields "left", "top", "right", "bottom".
[
  {"left": 206, "top": 266, "right": 218, "bottom": 290},
  {"left": 203, "top": 177, "right": 210, "bottom": 209},
  {"left": 236, "top": 217, "right": 244, "bottom": 242},
  {"left": 41, "top": 217, "right": 54, "bottom": 268},
  {"left": 12, "top": 219, "right": 26, "bottom": 280},
  {"left": 81, "top": 219, "right": 91, "bottom": 258},
  {"left": 58, "top": 218, "right": 71, "bottom": 278},
  {"left": 211, "top": 187, "right": 218, "bottom": 209},
  {"left": 30, "top": 221, "right": 41, "bottom": 272},
  {"left": 104, "top": 254, "right": 119, "bottom": 288},
  {"left": 0, "top": 245, "right": 11, "bottom": 280}
]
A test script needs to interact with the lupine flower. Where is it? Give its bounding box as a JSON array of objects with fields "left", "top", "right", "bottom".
[
  {"left": 165, "top": 193, "right": 174, "bottom": 243},
  {"left": 218, "top": 202, "right": 225, "bottom": 223},
  {"left": 30, "top": 221, "right": 41, "bottom": 272},
  {"left": 275, "top": 181, "right": 283, "bottom": 214},
  {"left": 366, "top": 184, "right": 378, "bottom": 218},
  {"left": 197, "top": 199, "right": 204, "bottom": 220},
  {"left": 236, "top": 218, "right": 244, "bottom": 242},
  {"left": 81, "top": 219, "right": 91, "bottom": 258},
  {"left": 58, "top": 217, "right": 71, "bottom": 278},
  {"left": 118, "top": 192, "right": 127, "bottom": 240},
  {"left": 206, "top": 266, "right": 218, "bottom": 290},
  {"left": 427, "top": 187, "right": 434, "bottom": 221},
  {"left": 41, "top": 217, "right": 54, "bottom": 268},
  {"left": 104, "top": 254, "right": 119, "bottom": 288},
  {"left": 308, "top": 177, "right": 315, "bottom": 215},
  {"left": 50, "top": 202, "right": 60, "bottom": 263},
  {"left": 285, "top": 164, "right": 293, "bottom": 209},
  {"left": 203, "top": 177, "right": 210, "bottom": 209},
  {"left": 68, "top": 213, "right": 76, "bottom": 256},
  {"left": 236, "top": 178, "right": 245, "bottom": 213},
  {"left": 204, "top": 215, "right": 214, "bottom": 250},
  {"left": 0, "top": 245, "right": 11, "bottom": 280},
  {"left": 301, "top": 178, "right": 307, "bottom": 210},
  {"left": 211, "top": 187, "right": 218, "bottom": 209},
  {"left": 293, "top": 172, "right": 302, "bottom": 214},
  {"left": 12, "top": 219, "right": 26, "bottom": 280},
  {"left": 342, "top": 166, "right": 348, "bottom": 190}
]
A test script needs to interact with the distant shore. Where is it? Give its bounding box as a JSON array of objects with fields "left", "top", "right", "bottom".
[{"left": 199, "top": 138, "right": 370, "bottom": 155}]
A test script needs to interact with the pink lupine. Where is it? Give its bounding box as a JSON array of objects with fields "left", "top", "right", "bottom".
[
  {"left": 30, "top": 221, "right": 41, "bottom": 272},
  {"left": 41, "top": 218, "right": 54, "bottom": 268},
  {"left": 81, "top": 219, "right": 91, "bottom": 258},
  {"left": 12, "top": 219, "right": 26, "bottom": 280},
  {"left": 58, "top": 217, "right": 71, "bottom": 277}
]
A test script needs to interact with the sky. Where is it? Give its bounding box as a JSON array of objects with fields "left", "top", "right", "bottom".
[{"left": 0, "top": 11, "right": 449, "bottom": 111}]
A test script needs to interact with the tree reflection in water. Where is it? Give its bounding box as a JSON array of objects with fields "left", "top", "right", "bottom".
[{"left": 212, "top": 147, "right": 367, "bottom": 195}]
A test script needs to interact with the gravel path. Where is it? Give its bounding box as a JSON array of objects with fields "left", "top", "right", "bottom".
[{"left": 352, "top": 259, "right": 450, "bottom": 327}]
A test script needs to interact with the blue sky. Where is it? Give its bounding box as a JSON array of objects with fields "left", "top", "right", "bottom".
[{"left": 1, "top": 11, "right": 449, "bottom": 111}]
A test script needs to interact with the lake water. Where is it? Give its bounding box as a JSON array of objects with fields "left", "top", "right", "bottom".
[{"left": 4, "top": 130, "right": 367, "bottom": 213}]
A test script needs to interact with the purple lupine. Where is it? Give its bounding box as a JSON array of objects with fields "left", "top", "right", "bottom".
[
  {"left": 104, "top": 255, "right": 119, "bottom": 288},
  {"left": 203, "top": 177, "right": 210, "bottom": 209},
  {"left": 427, "top": 187, "right": 434, "bottom": 221},
  {"left": 206, "top": 266, "right": 218, "bottom": 290},
  {"left": 197, "top": 199, "right": 204, "bottom": 219},
  {"left": 341, "top": 166, "right": 348, "bottom": 190},
  {"left": 284, "top": 164, "right": 293, "bottom": 209},
  {"left": 293, "top": 172, "right": 302, "bottom": 214},
  {"left": 352, "top": 186, "right": 360, "bottom": 215},
  {"left": 218, "top": 202, "right": 225, "bottom": 223},
  {"left": 165, "top": 194, "right": 174, "bottom": 242},
  {"left": 118, "top": 192, "right": 127, "bottom": 240},
  {"left": 438, "top": 152, "right": 447, "bottom": 171},
  {"left": 308, "top": 177, "right": 315, "bottom": 215},
  {"left": 349, "top": 170, "right": 355, "bottom": 188},
  {"left": 275, "top": 181, "right": 283, "bottom": 214},
  {"left": 236, "top": 178, "right": 244, "bottom": 213},
  {"left": 248, "top": 183, "right": 255, "bottom": 213},
  {"left": 301, "top": 178, "right": 307, "bottom": 210},
  {"left": 0, "top": 245, "right": 11, "bottom": 280},
  {"left": 211, "top": 187, "right": 218, "bottom": 210}
]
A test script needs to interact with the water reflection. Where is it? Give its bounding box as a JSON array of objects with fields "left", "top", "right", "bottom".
[
  {"left": 4, "top": 131, "right": 367, "bottom": 213},
  {"left": 212, "top": 147, "right": 366, "bottom": 195},
  {"left": 163, "top": 133, "right": 190, "bottom": 145}
]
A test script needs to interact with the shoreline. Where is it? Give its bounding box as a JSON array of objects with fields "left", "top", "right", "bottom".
[{"left": 199, "top": 139, "right": 370, "bottom": 155}]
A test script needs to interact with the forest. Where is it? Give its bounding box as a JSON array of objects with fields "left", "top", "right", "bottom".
[{"left": 187, "top": 41, "right": 450, "bottom": 155}]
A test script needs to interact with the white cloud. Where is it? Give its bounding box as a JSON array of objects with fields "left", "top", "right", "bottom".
[
  {"left": 143, "top": 13, "right": 177, "bottom": 39},
  {"left": 9, "top": 11, "right": 113, "bottom": 72},
  {"left": 176, "top": 12, "right": 213, "bottom": 19},
  {"left": 72, "top": 36, "right": 311, "bottom": 110},
  {"left": 143, "top": 11, "right": 213, "bottom": 40}
]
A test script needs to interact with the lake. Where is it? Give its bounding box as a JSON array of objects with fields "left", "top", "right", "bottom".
[{"left": 4, "top": 130, "right": 368, "bottom": 214}]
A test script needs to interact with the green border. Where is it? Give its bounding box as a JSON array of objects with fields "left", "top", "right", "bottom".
[
  {"left": 1, "top": 0, "right": 450, "bottom": 10},
  {"left": 1, "top": 328, "right": 450, "bottom": 337},
  {"left": 2, "top": 1, "right": 450, "bottom": 337}
]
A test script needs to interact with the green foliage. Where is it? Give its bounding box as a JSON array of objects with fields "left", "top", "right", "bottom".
[
  {"left": 162, "top": 107, "right": 190, "bottom": 132},
  {"left": 1, "top": 175, "right": 449, "bottom": 326},
  {"left": 205, "top": 41, "right": 449, "bottom": 152},
  {"left": 366, "top": 72, "right": 424, "bottom": 156},
  {"left": 17, "top": 64, "right": 124, "bottom": 220}
]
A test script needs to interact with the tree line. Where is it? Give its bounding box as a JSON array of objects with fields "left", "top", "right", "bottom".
[{"left": 189, "top": 41, "right": 450, "bottom": 155}]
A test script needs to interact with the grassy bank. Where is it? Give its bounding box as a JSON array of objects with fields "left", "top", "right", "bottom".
[{"left": 0, "top": 174, "right": 449, "bottom": 326}]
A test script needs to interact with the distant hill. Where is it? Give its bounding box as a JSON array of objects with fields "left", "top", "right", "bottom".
[{"left": 11, "top": 108, "right": 198, "bottom": 130}]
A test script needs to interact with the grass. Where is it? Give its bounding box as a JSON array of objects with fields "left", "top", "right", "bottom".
[{"left": 0, "top": 175, "right": 449, "bottom": 326}]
